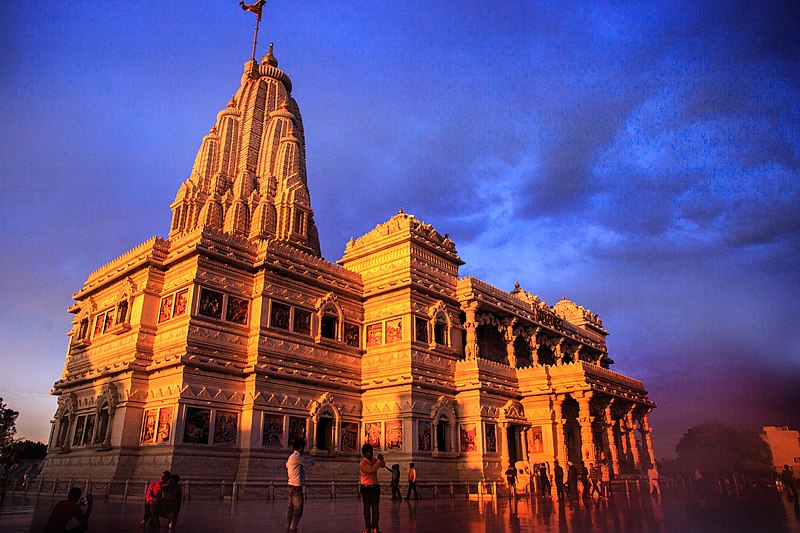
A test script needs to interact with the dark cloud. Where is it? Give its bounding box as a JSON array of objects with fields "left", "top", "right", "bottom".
[{"left": 1, "top": 1, "right": 797, "bottom": 447}]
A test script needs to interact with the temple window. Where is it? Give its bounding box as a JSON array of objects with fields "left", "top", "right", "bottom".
[
  {"left": 116, "top": 299, "right": 129, "bottom": 325},
  {"left": 159, "top": 288, "right": 190, "bottom": 323},
  {"left": 436, "top": 421, "right": 451, "bottom": 452},
  {"left": 77, "top": 318, "right": 89, "bottom": 340},
  {"left": 415, "top": 316, "right": 428, "bottom": 343},
  {"left": 434, "top": 314, "right": 448, "bottom": 346},
  {"left": 344, "top": 323, "right": 360, "bottom": 347},
  {"left": 293, "top": 210, "right": 307, "bottom": 236},
  {"left": 320, "top": 310, "right": 338, "bottom": 340},
  {"left": 315, "top": 416, "right": 335, "bottom": 451},
  {"left": 270, "top": 301, "right": 291, "bottom": 330}
]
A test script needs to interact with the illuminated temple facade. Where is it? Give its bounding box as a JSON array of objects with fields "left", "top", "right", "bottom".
[{"left": 42, "top": 47, "right": 656, "bottom": 487}]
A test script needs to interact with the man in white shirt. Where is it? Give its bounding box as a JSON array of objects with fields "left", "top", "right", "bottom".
[{"left": 286, "top": 437, "right": 315, "bottom": 533}]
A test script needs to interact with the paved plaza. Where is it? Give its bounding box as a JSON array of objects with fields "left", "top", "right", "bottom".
[{"left": 2, "top": 486, "right": 800, "bottom": 532}]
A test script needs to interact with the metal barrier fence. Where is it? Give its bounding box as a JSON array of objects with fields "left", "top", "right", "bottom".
[{"left": 8, "top": 477, "right": 644, "bottom": 501}]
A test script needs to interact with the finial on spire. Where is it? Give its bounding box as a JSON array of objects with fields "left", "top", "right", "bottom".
[
  {"left": 240, "top": 0, "right": 268, "bottom": 62},
  {"left": 261, "top": 42, "right": 278, "bottom": 67},
  {"left": 398, "top": 208, "right": 404, "bottom": 215}
]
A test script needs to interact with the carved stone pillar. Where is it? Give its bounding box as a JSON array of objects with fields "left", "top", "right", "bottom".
[
  {"left": 499, "top": 422, "right": 510, "bottom": 469},
  {"left": 603, "top": 405, "right": 620, "bottom": 475},
  {"left": 503, "top": 319, "right": 518, "bottom": 368},
  {"left": 521, "top": 427, "right": 529, "bottom": 463},
  {"left": 553, "top": 338, "right": 565, "bottom": 364},
  {"left": 462, "top": 302, "right": 480, "bottom": 360},
  {"left": 640, "top": 414, "right": 656, "bottom": 468},
  {"left": 625, "top": 410, "right": 641, "bottom": 470},
  {"left": 528, "top": 327, "right": 541, "bottom": 364},
  {"left": 309, "top": 419, "right": 318, "bottom": 453},
  {"left": 550, "top": 395, "right": 564, "bottom": 464},
  {"left": 577, "top": 392, "right": 595, "bottom": 461}
]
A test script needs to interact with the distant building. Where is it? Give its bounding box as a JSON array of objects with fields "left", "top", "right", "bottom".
[
  {"left": 41, "top": 42, "right": 656, "bottom": 487},
  {"left": 762, "top": 426, "right": 800, "bottom": 476}
]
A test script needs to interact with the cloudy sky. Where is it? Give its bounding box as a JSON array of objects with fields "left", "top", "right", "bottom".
[{"left": 1, "top": 1, "right": 798, "bottom": 459}]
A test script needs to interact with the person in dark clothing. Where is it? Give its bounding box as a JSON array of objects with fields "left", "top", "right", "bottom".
[
  {"left": 153, "top": 474, "right": 183, "bottom": 529},
  {"left": 389, "top": 464, "right": 402, "bottom": 501},
  {"left": 505, "top": 464, "right": 517, "bottom": 496},
  {"left": 781, "top": 465, "right": 798, "bottom": 501},
  {"left": 553, "top": 460, "right": 565, "bottom": 500},
  {"left": 538, "top": 462, "right": 551, "bottom": 497},
  {"left": 567, "top": 461, "right": 578, "bottom": 499},
  {"left": 44, "top": 487, "right": 92, "bottom": 533},
  {"left": 578, "top": 461, "right": 590, "bottom": 499}
]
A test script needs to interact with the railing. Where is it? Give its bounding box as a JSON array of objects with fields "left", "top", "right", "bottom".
[{"left": 7, "top": 477, "right": 650, "bottom": 501}]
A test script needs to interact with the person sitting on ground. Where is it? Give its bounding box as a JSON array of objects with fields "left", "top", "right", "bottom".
[
  {"left": 141, "top": 470, "right": 170, "bottom": 527},
  {"left": 43, "top": 487, "right": 92, "bottom": 533},
  {"left": 153, "top": 474, "right": 183, "bottom": 529}
]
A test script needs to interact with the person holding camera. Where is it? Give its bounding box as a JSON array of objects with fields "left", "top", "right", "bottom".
[
  {"left": 359, "top": 443, "right": 386, "bottom": 533},
  {"left": 43, "top": 487, "right": 92, "bottom": 533}
]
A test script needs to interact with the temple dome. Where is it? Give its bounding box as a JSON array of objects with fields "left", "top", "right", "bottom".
[{"left": 168, "top": 44, "right": 318, "bottom": 256}]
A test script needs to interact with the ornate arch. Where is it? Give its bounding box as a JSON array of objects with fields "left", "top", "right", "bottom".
[
  {"left": 309, "top": 392, "right": 340, "bottom": 424},
  {"left": 53, "top": 393, "right": 78, "bottom": 451},
  {"left": 427, "top": 300, "right": 452, "bottom": 348},
  {"left": 314, "top": 292, "right": 344, "bottom": 342},
  {"left": 430, "top": 395, "right": 456, "bottom": 425},
  {"left": 308, "top": 392, "right": 341, "bottom": 452},
  {"left": 498, "top": 399, "right": 527, "bottom": 424},
  {"left": 94, "top": 382, "right": 119, "bottom": 449},
  {"left": 429, "top": 396, "right": 458, "bottom": 456}
]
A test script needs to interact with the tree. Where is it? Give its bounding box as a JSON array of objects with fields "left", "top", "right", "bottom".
[
  {"left": 0, "top": 397, "right": 19, "bottom": 453},
  {"left": 673, "top": 422, "right": 773, "bottom": 474},
  {"left": 2, "top": 440, "right": 47, "bottom": 463}
]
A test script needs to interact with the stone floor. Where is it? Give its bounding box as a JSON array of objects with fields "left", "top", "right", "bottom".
[{"left": 2, "top": 487, "right": 799, "bottom": 532}]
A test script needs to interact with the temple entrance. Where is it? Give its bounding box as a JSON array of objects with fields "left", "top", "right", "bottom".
[
  {"left": 506, "top": 426, "right": 519, "bottom": 465},
  {"left": 316, "top": 416, "right": 335, "bottom": 451}
]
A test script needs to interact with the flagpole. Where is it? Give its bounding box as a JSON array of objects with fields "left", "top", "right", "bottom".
[{"left": 251, "top": 16, "right": 261, "bottom": 62}]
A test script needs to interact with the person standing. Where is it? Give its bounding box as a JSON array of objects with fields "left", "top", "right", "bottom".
[
  {"left": 600, "top": 460, "right": 611, "bottom": 497},
  {"left": 578, "top": 461, "right": 589, "bottom": 499},
  {"left": 153, "top": 474, "right": 183, "bottom": 529},
  {"left": 140, "top": 470, "right": 170, "bottom": 527},
  {"left": 647, "top": 464, "right": 661, "bottom": 497},
  {"left": 389, "top": 464, "right": 402, "bottom": 501},
  {"left": 567, "top": 461, "right": 578, "bottom": 499},
  {"left": 44, "top": 487, "right": 92, "bottom": 533},
  {"left": 505, "top": 464, "right": 517, "bottom": 496},
  {"left": 590, "top": 462, "right": 602, "bottom": 498},
  {"left": 553, "top": 460, "right": 565, "bottom": 500},
  {"left": 538, "top": 462, "right": 551, "bottom": 497},
  {"left": 359, "top": 443, "right": 386, "bottom": 533},
  {"left": 781, "top": 464, "right": 797, "bottom": 501},
  {"left": 405, "top": 462, "right": 418, "bottom": 500},
  {"left": 286, "top": 437, "right": 315, "bottom": 533}
]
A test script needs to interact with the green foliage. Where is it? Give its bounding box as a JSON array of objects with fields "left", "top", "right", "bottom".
[
  {"left": 0, "top": 397, "right": 19, "bottom": 452},
  {"left": 3, "top": 440, "right": 47, "bottom": 463},
  {"left": 674, "top": 422, "right": 773, "bottom": 474}
]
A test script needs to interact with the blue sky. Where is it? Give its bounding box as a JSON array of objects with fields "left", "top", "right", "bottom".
[{"left": 1, "top": 1, "right": 798, "bottom": 459}]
